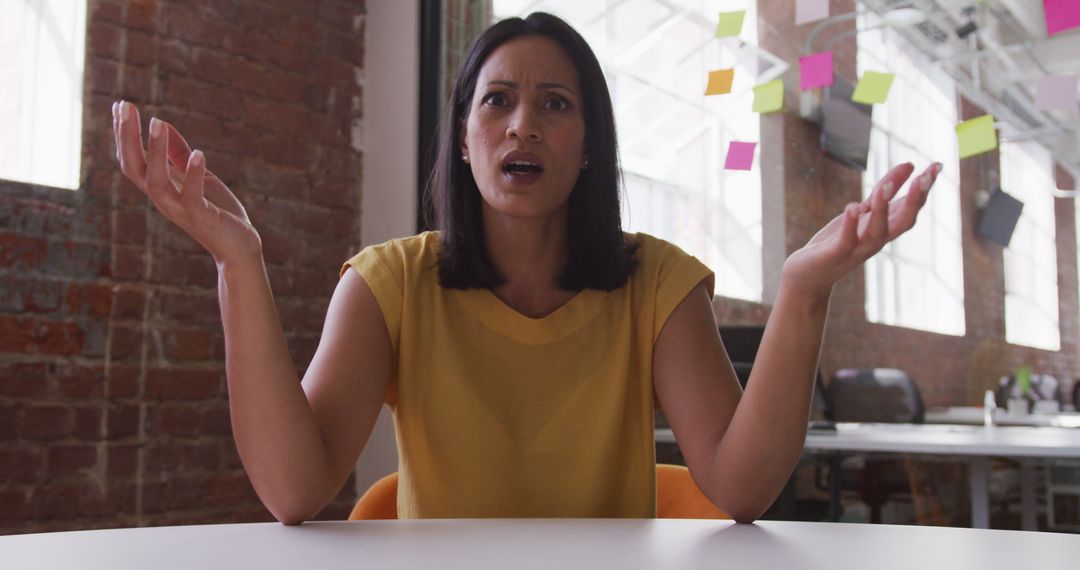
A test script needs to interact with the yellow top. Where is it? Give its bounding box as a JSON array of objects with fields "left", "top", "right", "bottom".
[{"left": 340, "top": 231, "right": 713, "bottom": 518}]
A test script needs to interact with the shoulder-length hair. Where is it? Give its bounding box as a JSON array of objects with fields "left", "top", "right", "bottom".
[{"left": 425, "top": 11, "right": 638, "bottom": 292}]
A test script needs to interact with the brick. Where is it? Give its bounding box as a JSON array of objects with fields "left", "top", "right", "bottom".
[
  {"left": 180, "top": 442, "right": 220, "bottom": 471},
  {"left": 154, "top": 404, "right": 201, "bottom": 436},
  {"left": 0, "top": 446, "right": 45, "bottom": 483},
  {"left": 165, "top": 2, "right": 226, "bottom": 48},
  {"left": 113, "top": 208, "right": 148, "bottom": 245},
  {"left": 0, "top": 316, "right": 85, "bottom": 356},
  {"left": 64, "top": 282, "right": 115, "bottom": 319},
  {"left": 227, "top": 56, "right": 265, "bottom": 94},
  {"left": 201, "top": 403, "right": 231, "bottom": 435},
  {"left": 144, "top": 442, "right": 180, "bottom": 474},
  {"left": 33, "top": 482, "right": 97, "bottom": 521},
  {"left": 263, "top": 70, "right": 305, "bottom": 104},
  {"left": 162, "top": 326, "right": 217, "bottom": 361},
  {"left": 52, "top": 363, "right": 106, "bottom": 398},
  {"left": 0, "top": 362, "right": 49, "bottom": 397},
  {"left": 191, "top": 48, "right": 234, "bottom": 86},
  {"left": 0, "top": 404, "right": 15, "bottom": 440},
  {"left": 125, "top": 0, "right": 158, "bottom": 32},
  {"left": 0, "top": 490, "right": 30, "bottom": 528},
  {"left": 158, "top": 292, "right": 220, "bottom": 325},
  {"left": 47, "top": 444, "right": 100, "bottom": 478},
  {"left": 106, "top": 444, "right": 139, "bottom": 479},
  {"left": 125, "top": 30, "right": 158, "bottom": 66},
  {"left": 157, "top": 39, "right": 192, "bottom": 76},
  {"left": 110, "top": 323, "right": 144, "bottom": 362},
  {"left": 0, "top": 233, "right": 48, "bottom": 270},
  {"left": 207, "top": 471, "right": 255, "bottom": 506},
  {"left": 20, "top": 405, "right": 71, "bottom": 441},
  {"left": 88, "top": 21, "right": 123, "bottom": 60},
  {"left": 73, "top": 406, "right": 104, "bottom": 440},
  {"left": 242, "top": 163, "right": 309, "bottom": 200},
  {"left": 0, "top": 276, "right": 65, "bottom": 314},
  {"left": 43, "top": 240, "right": 110, "bottom": 279},
  {"left": 110, "top": 243, "right": 149, "bottom": 280},
  {"left": 119, "top": 63, "right": 155, "bottom": 103},
  {"left": 111, "top": 285, "right": 146, "bottom": 320},
  {"left": 107, "top": 403, "right": 141, "bottom": 438},
  {"left": 148, "top": 249, "right": 217, "bottom": 289},
  {"left": 145, "top": 367, "right": 222, "bottom": 400},
  {"left": 107, "top": 364, "right": 141, "bottom": 398}
]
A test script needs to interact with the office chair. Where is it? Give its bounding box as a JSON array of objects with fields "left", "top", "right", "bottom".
[
  {"left": 826, "top": 368, "right": 949, "bottom": 525},
  {"left": 348, "top": 465, "right": 729, "bottom": 520}
]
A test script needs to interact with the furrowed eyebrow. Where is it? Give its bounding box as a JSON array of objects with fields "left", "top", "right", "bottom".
[{"left": 486, "top": 80, "right": 576, "bottom": 96}]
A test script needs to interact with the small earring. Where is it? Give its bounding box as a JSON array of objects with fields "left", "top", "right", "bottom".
[
  {"left": 462, "top": 155, "right": 470, "bottom": 164},
  {"left": 581, "top": 158, "right": 589, "bottom": 170}
]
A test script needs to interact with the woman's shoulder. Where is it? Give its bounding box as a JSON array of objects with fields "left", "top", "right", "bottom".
[
  {"left": 626, "top": 232, "right": 694, "bottom": 264},
  {"left": 340, "top": 231, "right": 441, "bottom": 280}
]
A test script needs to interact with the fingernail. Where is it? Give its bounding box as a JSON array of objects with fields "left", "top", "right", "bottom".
[
  {"left": 191, "top": 150, "right": 204, "bottom": 167},
  {"left": 121, "top": 101, "right": 131, "bottom": 120},
  {"left": 111, "top": 102, "right": 117, "bottom": 119},
  {"left": 150, "top": 117, "right": 161, "bottom": 139},
  {"left": 882, "top": 181, "right": 894, "bottom": 198}
]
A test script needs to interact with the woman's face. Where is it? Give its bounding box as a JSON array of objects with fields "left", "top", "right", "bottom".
[{"left": 460, "top": 34, "right": 586, "bottom": 221}]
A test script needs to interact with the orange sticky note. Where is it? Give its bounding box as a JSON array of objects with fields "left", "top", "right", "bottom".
[{"left": 705, "top": 69, "right": 735, "bottom": 96}]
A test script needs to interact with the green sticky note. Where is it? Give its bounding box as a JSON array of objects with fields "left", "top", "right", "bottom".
[
  {"left": 752, "top": 79, "right": 784, "bottom": 113},
  {"left": 956, "top": 114, "right": 998, "bottom": 159},
  {"left": 715, "top": 10, "right": 746, "bottom": 37},
  {"left": 852, "top": 71, "right": 894, "bottom": 104}
]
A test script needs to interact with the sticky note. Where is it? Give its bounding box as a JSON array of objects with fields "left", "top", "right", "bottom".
[
  {"left": 852, "top": 71, "right": 895, "bottom": 104},
  {"left": 1044, "top": 0, "right": 1080, "bottom": 36},
  {"left": 725, "top": 141, "right": 757, "bottom": 170},
  {"left": 705, "top": 69, "right": 735, "bottom": 96},
  {"left": 1035, "top": 74, "right": 1078, "bottom": 111},
  {"left": 796, "top": 0, "right": 829, "bottom": 25},
  {"left": 799, "top": 51, "right": 833, "bottom": 90},
  {"left": 956, "top": 115, "right": 998, "bottom": 159},
  {"left": 752, "top": 79, "right": 784, "bottom": 113},
  {"left": 715, "top": 10, "right": 746, "bottom": 37}
]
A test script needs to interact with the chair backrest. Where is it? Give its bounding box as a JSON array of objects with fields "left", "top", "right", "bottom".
[
  {"left": 826, "top": 368, "right": 924, "bottom": 424},
  {"left": 718, "top": 325, "right": 828, "bottom": 415},
  {"left": 347, "top": 465, "right": 729, "bottom": 520}
]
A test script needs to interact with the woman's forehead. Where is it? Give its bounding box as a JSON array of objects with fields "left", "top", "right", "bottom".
[{"left": 477, "top": 35, "right": 579, "bottom": 90}]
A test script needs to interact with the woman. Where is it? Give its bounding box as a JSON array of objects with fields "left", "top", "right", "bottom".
[{"left": 112, "top": 12, "right": 941, "bottom": 524}]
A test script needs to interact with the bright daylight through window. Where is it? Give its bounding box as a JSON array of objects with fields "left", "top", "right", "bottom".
[
  {"left": 858, "top": 10, "right": 965, "bottom": 336},
  {"left": 0, "top": 0, "right": 86, "bottom": 190},
  {"left": 493, "top": 0, "right": 765, "bottom": 302}
]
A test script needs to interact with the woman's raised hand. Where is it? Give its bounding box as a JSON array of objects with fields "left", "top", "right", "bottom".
[
  {"left": 781, "top": 162, "right": 943, "bottom": 300},
  {"left": 113, "top": 101, "right": 262, "bottom": 266}
]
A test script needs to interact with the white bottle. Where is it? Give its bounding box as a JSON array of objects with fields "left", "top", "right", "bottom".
[{"left": 983, "top": 389, "right": 997, "bottom": 428}]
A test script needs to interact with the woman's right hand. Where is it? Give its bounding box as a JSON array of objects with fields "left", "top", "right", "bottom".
[{"left": 113, "top": 100, "right": 263, "bottom": 266}]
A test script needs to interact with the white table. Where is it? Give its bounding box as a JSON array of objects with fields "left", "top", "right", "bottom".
[
  {"left": 658, "top": 424, "right": 1080, "bottom": 530},
  {"left": 2, "top": 519, "right": 1078, "bottom": 569},
  {"left": 926, "top": 406, "right": 1080, "bottom": 428}
]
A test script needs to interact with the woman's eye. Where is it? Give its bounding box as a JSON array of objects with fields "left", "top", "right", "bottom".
[
  {"left": 545, "top": 97, "right": 569, "bottom": 111},
  {"left": 482, "top": 93, "right": 509, "bottom": 107}
]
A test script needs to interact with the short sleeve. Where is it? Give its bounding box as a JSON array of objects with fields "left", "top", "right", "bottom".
[
  {"left": 340, "top": 244, "right": 404, "bottom": 355},
  {"left": 650, "top": 242, "right": 714, "bottom": 344}
]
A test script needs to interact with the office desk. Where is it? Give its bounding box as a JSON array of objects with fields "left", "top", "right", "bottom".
[
  {"left": 2, "top": 519, "right": 1078, "bottom": 570},
  {"left": 658, "top": 424, "right": 1080, "bottom": 530},
  {"left": 925, "top": 406, "right": 1080, "bottom": 428}
]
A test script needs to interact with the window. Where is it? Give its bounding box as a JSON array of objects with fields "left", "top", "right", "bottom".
[
  {"left": 1002, "top": 140, "right": 1060, "bottom": 351},
  {"left": 858, "top": 11, "right": 965, "bottom": 335},
  {"left": 0, "top": 0, "right": 86, "bottom": 190},
  {"left": 492, "top": 0, "right": 766, "bottom": 301}
]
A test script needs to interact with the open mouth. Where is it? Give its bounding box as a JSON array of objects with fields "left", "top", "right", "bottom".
[
  {"left": 502, "top": 160, "right": 544, "bottom": 175},
  {"left": 500, "top": 152, "right": 545, "bottom": 184}
]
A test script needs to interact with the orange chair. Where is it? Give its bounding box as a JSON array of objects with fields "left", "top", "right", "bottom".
[{"left": 348, "top": 464, "right": 728, "bottom": 520}]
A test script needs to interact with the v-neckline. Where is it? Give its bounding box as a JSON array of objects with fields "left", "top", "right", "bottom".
[{"left": 455, "top": 286, "right": 608, "bottom": 344}]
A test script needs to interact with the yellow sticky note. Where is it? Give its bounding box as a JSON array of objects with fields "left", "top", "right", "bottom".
[
  {"left": 852, "top": 71, "right": 894, "bottom": 104},
  {"left": 956, "top": 115, "right": 998, "bottom": 159},
  {"left": 705, "top": 69, "right": 735, "bottom": 96},
  {"left": 752, "top": 79, "right": 784, "bottom": 113},
  {"left": 715, "top": 10, "right": 746, "bottom": 37}
]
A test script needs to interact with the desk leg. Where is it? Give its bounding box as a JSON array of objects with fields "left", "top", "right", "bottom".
[
  {"left": 969, "top": 457, "right": 989, "bottom": 529},
  {"left": 1020, "top": 460, "right": 1037, "bottom": 531}
]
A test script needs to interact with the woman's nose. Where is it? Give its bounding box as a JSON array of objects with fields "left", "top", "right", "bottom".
[{"left": 506, "top": 107, "right": 542, "bottom": 142}]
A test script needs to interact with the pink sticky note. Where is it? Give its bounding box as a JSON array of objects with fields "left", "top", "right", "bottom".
[
  {"left": 1035, "top": 74, "right": 1078, "bottom": 111},
  {"left": 1045, "top": 0, "right": 1080, "bottom": 36},
  {"left": 796, "top": 0, "right": 829, "bottom": 25},
  {"left": 725, "top": 141, "right": 757, "bottom": 171},
  {"left": 799, "top": 51, "right": 834, "bottom": 90}
]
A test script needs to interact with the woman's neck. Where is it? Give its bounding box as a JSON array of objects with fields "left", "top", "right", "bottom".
[{"left": 482, "top": 205, "right": 574, "bottom": 317}]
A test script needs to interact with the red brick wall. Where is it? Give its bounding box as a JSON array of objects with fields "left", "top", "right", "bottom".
[
  {"left": 718, "top": 0, "right": 1080, "bottom": 406},
  {"left": 1, "top": 0, "right": 365, "bottom": 534}
]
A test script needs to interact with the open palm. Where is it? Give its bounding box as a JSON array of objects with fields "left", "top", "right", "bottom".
[
  {"left": 113, "top": 101, "right": 262, "bottom": 265},
  {"left": 782, "top": 162, "right": 942, "bottom": 298}
]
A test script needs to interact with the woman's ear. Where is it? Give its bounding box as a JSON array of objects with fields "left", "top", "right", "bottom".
[{"left": 459, "top": 123, "right": 470, "bottom": 164}]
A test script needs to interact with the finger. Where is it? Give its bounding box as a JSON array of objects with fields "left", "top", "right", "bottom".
[
  {"left": 146, "top": 117, "right": 179, "bottom": 210},
  {"left": 164, "top": 123, "right": 194, "bottom": 173},
  {"left": 118, "top": 101, "right": 148, "bottom": 183},
  {"left": 180, "top": 150, "right": 208, "bottom": 211},
  {"left": 836, "top": 203, "right": 859, "bottom": 255},
  {"left": 863, "top": 162, "right": 914, "bottom": 207},
  {"left": 888, "top": 163, "right": 942, "bottom": 239},
  {"left": 859, "top": 179, "right": 890, "bottom": 252},
  {"left": 112, "top": 102, "right": 120, "bottom": 163}
]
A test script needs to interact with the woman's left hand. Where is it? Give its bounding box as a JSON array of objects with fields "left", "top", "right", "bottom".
[{"left": 781, "top": 161, "right": 943, "bottom": 300}]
